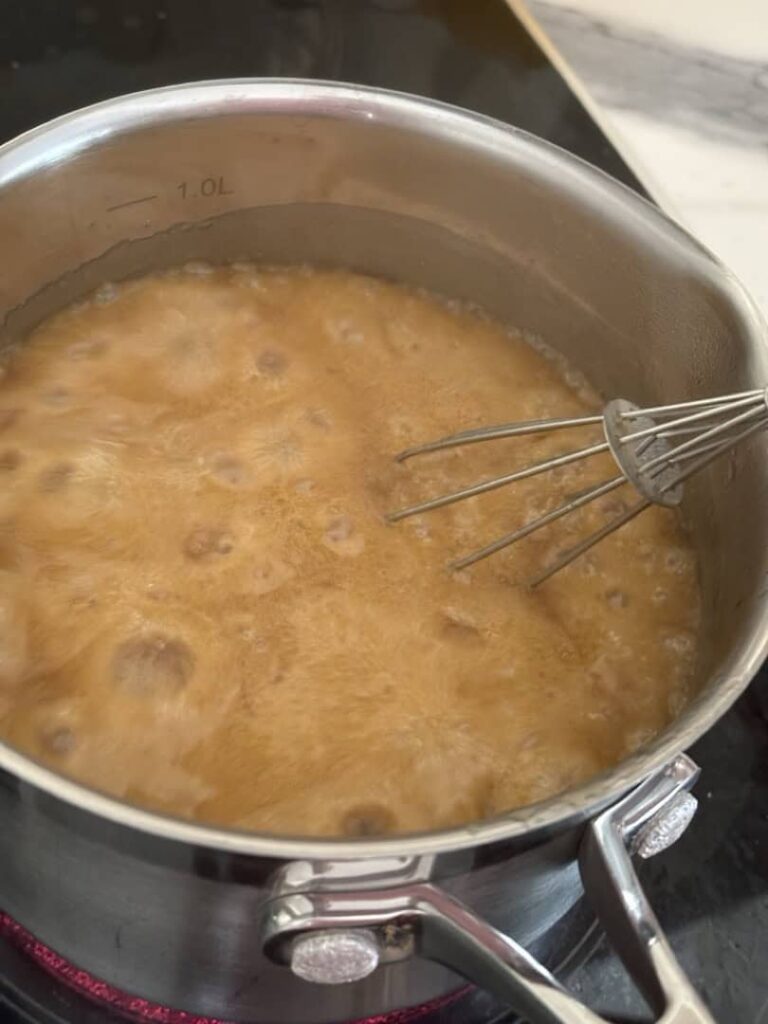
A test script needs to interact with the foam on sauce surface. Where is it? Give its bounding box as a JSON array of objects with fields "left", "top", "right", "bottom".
[{"left": 0, "top": 266, "right": 699, "bottom": 836}]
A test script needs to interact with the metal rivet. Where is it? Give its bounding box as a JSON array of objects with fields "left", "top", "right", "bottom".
[
  {"left": 635, "top": 792, "right": 698, "bottom": 859},
  {"left": 290, "top": 929, "right": 380, "bottom": 985}
]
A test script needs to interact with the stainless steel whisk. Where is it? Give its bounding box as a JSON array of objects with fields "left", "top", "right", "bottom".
[{"left": 388, "top": 387, "right": 768, "bottom": 586}]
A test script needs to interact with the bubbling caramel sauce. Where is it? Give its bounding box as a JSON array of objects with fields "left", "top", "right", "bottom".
[{"left": 0, "top": 265, "right": 699, "bottom": 836}]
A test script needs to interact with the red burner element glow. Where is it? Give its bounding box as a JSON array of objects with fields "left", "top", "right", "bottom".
[{"left": 1, "top": 911, "right": 469, "bottom": 1023}]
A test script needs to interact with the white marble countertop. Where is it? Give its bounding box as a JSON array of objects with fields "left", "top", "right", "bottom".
[{"left": 520, "top": 0, "right": 768, "bottom": 316}]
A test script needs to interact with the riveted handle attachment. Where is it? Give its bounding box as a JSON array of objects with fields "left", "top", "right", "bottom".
[{"left": 264, "top": 755, "right": 715, "bottom": 1024}]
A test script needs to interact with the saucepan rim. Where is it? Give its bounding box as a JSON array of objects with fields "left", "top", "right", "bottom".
[{"left": 0, "top": 78, "right": 766, "bottom": 860}]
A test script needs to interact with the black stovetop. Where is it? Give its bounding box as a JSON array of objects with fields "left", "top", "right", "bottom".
[{"left": 1, "top": 2, "right": 767, "bottom": 1023}]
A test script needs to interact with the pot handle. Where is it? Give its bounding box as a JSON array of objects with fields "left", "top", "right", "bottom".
[
  {"left": 264, "top": 756, "right": 715, "bottom": 1024},
  {"left": 416, "top": 755, "right": 714, "bottom": 1022},
  {"left": 578, "top": 767, "right": 712, "bottom": 1023}
]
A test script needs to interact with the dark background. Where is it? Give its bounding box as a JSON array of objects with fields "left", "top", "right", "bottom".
[{"left": 0, "top": 0, "right": 644, "bottom": 187}]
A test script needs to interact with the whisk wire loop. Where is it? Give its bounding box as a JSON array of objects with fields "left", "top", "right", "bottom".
[{"left": 389, "top": 387, "right": 768, "bottom": 584}]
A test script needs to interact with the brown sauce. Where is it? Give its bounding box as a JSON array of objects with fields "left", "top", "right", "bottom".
[{"left": 0, "top": 265, "right": 699, "bottom": 836}]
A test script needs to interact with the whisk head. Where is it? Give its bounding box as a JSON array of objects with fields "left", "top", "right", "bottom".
[{"left": 389, "top": 386, "right": 768, "bottom": 585}]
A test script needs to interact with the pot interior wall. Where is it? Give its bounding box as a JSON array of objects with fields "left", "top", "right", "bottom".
[{"left": 1, "top": 98, "right": 767, "bottom": 761}]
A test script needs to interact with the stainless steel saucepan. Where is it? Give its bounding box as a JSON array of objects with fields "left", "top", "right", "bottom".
[{"left": 0, "top": 80, "right": 766, "bottom": 1024}]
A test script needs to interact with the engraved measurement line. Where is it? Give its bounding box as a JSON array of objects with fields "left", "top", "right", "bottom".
[{"left": 106, "top": 194, "right": 159, "bottom": 212}]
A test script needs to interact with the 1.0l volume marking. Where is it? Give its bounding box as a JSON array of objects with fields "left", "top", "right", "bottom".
[{"left": 177, "top": 177, "right": 233, "bottom": 199}]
